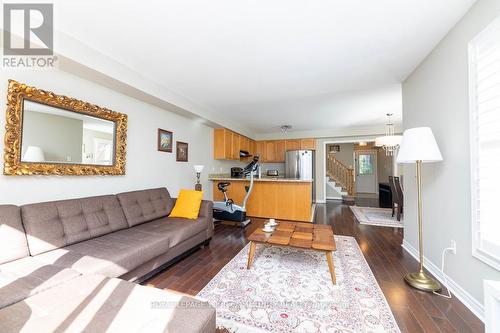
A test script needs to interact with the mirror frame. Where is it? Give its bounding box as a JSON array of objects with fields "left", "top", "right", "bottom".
[{"left": 3, "top": 80, "right": 127, "bottom": 175}]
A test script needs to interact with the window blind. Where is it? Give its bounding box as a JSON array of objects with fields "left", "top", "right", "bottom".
[{"left": 469, "top": 16, "right": 500, "bottom": 270}]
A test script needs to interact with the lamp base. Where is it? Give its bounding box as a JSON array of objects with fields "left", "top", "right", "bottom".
[{"left": 404, "top": 271, "right": 441, "bottom": 292}]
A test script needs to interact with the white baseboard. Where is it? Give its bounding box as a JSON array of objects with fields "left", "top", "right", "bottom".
[
  {"left": 315, "top": 199, "right": 326, "bottom": 204},
  {"left": 326, "top": 196, "right": 342, "bottom": 201},
  {"left": 402, "top": 240, "right": 484, "bottom": 322}
]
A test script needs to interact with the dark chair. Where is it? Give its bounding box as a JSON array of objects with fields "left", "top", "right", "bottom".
[
  {"left": 394, "top": 177, "right": 404, "bottom": 220},
  {"left": 388, "top": 176, "right": 398, "bottom": 217}
]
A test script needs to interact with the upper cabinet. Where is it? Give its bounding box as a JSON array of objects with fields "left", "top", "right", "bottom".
[
  {"left": 213, "top": 128, "right": 315, "bottom": 161},
  {"left": 300, "top": 138, "right": 316, "bottom": 150},
  {"left": 214, "top": 128, "right": 254, "bottom": 160},
  {"left": 276, "top": 140, "right": 286, "bottom": 162},
  {"left": 285, "top": 139, "right": 301, "bottom": 151}
]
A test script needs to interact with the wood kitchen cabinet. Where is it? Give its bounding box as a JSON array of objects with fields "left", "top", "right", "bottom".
[
  {"left": 214, "top": 128, "right": 233, "bottom": 159},
  {"left": 255, "top": 141, "right": 265, "bottom": 161},
  {"left": 212, "top": 179, "right": 312, "bottom": 222},
  {"left": 231, "top": 132, "right": 240, "bottom": 159},
  {"left": 215, "top": 128, "right": 315, "bottom": 160},
  {"left": 300, "top": 138, "right": 316, "bottom": 150},
  {"left": 265, "top": 141, "right": 276, "bottom": 162},
  {"left": 285, "top": 139, "right": 301, "bottom": 151},
  {"left": 240, "top": 136, "right": 249, "bottom": 153},
  {"left": 214, "top": 128, "right": 249, "bottom": 160},
  {"left": 250, "top": 140, "right": 256, "bottom": 156},
  {"left": 275, "top": 140, "right": 286, "bottom": 162}
]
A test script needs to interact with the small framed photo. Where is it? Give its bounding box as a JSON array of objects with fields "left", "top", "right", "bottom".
[
  {"left": 176, "top": 141, "right": 188, "bottom": 162},
  {"left": 158, "top": 129, "right": 173, "bottom": 152},
  {"left": 329, "top": 144, "right": 340, "bottom": 153}
]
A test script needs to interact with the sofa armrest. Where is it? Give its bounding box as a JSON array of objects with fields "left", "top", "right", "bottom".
[
  {"left": 199, "top": 200, "right": 214, "bottom": 238},
  {"left": 170, "top": 198, "right": 213, "bottom": 239}
]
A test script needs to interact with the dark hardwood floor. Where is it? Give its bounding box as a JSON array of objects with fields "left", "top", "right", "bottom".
[{"left": 144, "top": 200, "right": 484, "bottom": 333}]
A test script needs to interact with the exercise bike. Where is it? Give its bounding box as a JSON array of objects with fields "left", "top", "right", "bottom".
[{"left": 213, "top": 156, "right": 259, "bottom": 227}]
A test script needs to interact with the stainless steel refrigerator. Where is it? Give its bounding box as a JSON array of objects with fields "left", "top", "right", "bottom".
[{"left": 285, "top": 150, "right": 315, "bottom": 201}]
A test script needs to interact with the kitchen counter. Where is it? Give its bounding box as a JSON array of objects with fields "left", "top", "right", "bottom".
[
  {"left": 208, "top": 176, "right": 313, "bottom": 183},
  {"left": 210, "top": 175, "right": 313, "bottom": 222}
]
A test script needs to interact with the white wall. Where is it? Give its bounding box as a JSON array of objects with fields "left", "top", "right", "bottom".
[
  {"left": 0, "top": 69, "right": 236, "bottom": 205},
  {"left": 402, "top": 0, "right": 500, "bottom": 312}
]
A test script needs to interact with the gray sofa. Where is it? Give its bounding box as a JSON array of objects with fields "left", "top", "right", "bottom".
[{"left": 0, "top": 187, "right": 215, "bottom": 333}]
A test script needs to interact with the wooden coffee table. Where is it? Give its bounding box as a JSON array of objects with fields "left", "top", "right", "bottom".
[{"left": 247, "top": 221, "right": 337, "bottom": 284}]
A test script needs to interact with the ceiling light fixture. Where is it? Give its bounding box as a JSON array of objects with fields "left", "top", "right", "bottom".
[
  {"left": 375, "top": 113, "right": 402, "bottom": 156},
  {"left": 280, "top": 125, "right": 292, "bottom": 133}
]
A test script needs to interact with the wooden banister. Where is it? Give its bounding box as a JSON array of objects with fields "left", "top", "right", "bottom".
[{"left": 326, "top": 154, "right": 355, "bottom": 196}]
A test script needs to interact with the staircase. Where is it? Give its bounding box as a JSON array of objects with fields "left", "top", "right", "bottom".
[{"left": 326, "top": 154, "right": 355, "bottom": 203}]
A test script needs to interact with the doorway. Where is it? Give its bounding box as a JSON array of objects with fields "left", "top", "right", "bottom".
[{"left": 355, "top": 150, "right": 378, "bottom": 194}]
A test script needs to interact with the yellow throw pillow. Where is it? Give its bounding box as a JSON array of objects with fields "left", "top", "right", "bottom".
[{"left": 169, "top": 189, "right": 204, "bottom": 219}]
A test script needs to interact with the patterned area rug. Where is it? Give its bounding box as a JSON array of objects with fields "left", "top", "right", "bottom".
[
  {"left": 198, "top": 236, "right": 400, "bottom": 332},
  {"left": 350, "top": 206, "right": 404, "bottom": 228}
]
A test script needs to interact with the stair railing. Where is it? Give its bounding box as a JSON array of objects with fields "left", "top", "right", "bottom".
[{"left": 326, "top": 154, "right": 355, "bottom": 196}]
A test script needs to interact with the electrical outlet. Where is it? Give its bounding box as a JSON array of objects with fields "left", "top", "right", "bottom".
[{"left": 450, "top": 240, "right": 457, "bottom": 254}]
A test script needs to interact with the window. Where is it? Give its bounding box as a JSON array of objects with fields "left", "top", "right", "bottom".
[
  {"left": 358, "top": 154, "right": 373, "bottom": 175},
  {"left": 469, "top": 15, "right": 500, "bottom": 270}
]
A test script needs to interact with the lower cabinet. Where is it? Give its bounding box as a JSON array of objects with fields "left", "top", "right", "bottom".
[{"left": 212, "top": 180, "right": 312, "bottom": 222}]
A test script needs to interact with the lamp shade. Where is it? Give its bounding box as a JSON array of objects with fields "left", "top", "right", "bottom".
[
  {"left": 375, "top": 135, "right": 402, "bottom": 147},
  {"left": 23, "top": 146, "right": 45, "bottom": 162},
  {"left": 193, "top": 165, "right": 204, "bottom": 173},
  {"left": 396, "top": 127, "right": 443, "bottom": 163}
]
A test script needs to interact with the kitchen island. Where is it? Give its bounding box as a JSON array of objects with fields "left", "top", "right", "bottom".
[{"left": 209, "top": 176, "right": 313, "bottom": 222}]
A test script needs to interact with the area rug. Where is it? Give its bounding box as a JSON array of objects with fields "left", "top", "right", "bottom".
[
  {"left": 350, "top": 206, "right": 404, "bottom": 228},
  {"left": 197, "top": 236, "right": 400, "bottom": 333}
]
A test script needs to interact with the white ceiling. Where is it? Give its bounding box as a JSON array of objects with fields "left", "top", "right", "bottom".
[{"left": 50, "top": 0, "right": 476, "bottom": 136}]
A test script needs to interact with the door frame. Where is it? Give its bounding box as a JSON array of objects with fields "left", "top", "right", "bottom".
[
  {"left": 320, "top": 136, "right": 378, "bottom": 203},
  {"left": 354, "top": 149, "right": 378, "bottom": 194}
]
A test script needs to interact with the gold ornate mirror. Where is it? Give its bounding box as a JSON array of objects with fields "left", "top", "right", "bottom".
[{"left": 4, "top": 80, "right": 127, "bottom": 175}]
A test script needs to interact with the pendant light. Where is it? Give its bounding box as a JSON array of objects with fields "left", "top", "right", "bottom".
[{"left": 375, "top": 113, "right": 402, "bottom": 156}]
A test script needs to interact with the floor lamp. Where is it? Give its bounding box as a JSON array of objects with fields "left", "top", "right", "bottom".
[{"left": 397, "top": 127, "right": 443, "bottom": 292}]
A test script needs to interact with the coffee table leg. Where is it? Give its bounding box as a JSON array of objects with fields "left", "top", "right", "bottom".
[
  {"left": 326, "top": 251, "right": 336, "bottom": 284},
  {"left": 247, "top": 241, "right": 257, "bottom": 269}
]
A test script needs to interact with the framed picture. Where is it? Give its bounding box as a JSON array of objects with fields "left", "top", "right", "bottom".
[
  {"left": 157, "top": 129, "right": 173, "bottom": 152},
  {"left": 329, "top": 144, "right": 340, "bottom": 153},
  {"left": 176, "top": 141, "right": 188, "bottom": 162}
]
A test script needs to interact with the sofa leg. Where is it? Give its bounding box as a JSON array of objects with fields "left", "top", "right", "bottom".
[{"left": 201, "top": 238, "right": 212, "bottom": 249}]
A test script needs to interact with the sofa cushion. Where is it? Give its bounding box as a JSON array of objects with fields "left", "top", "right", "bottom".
[
  {"left": 0, "top": 205, "right": 29, "bottom": 264},
  {"left": 132, "top": 216, "right": 207, "bottom": 248},
  {"left": 0, "top": 274, "right": 216, "bottom": 333},
  {"left": 0, "top": 258, "right": 81, "bottom": 308},
  {"left": 21, "top": 195, "right": 128, "bottom": 255},
  {"left": 117, "top": 187, "right": 174, "bottom": 227},
  {"left": 61, "top": 228, "right": 170, "bottom": 277}
]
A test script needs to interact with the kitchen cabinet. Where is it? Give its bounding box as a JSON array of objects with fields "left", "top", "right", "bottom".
[
  {"left": 265, "top": 141, "right": 276, "bottom": 162},
  {"left": 214, "top": 128, "right": 250, "bottom": 160},
  {"left": 214, "top": 128, "right": 234, "bottom": 160},
  {"left": 250, "top": 140, "right": 256, "bottom": 156},
  {"left": 275, "top": 140, "right": 286, "bottom": 162},
  {"left": 231, "top": 132, "right": 240, "bottom": 159},
  {"left": 255, "top": 141, "right": 266, "bottom": 161},
  {"left": 214, "top": 128, "right": 315, "bottom": 161},
  {"left": 300, "top": 138, "right": 316, "bottom": 150},
  {"left": 212, "top": 179, "right": 312, "bottom": 222},
  {"left": 240, "top": 136, "right": 249, "bottom": 153},
  {"left": 285, "top": 139, "right": 301, "bottom": 151}
]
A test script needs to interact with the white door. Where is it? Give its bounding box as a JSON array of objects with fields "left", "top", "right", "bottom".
[{"left": 355, "top": 150, "right": 377, "bottom": 194}]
